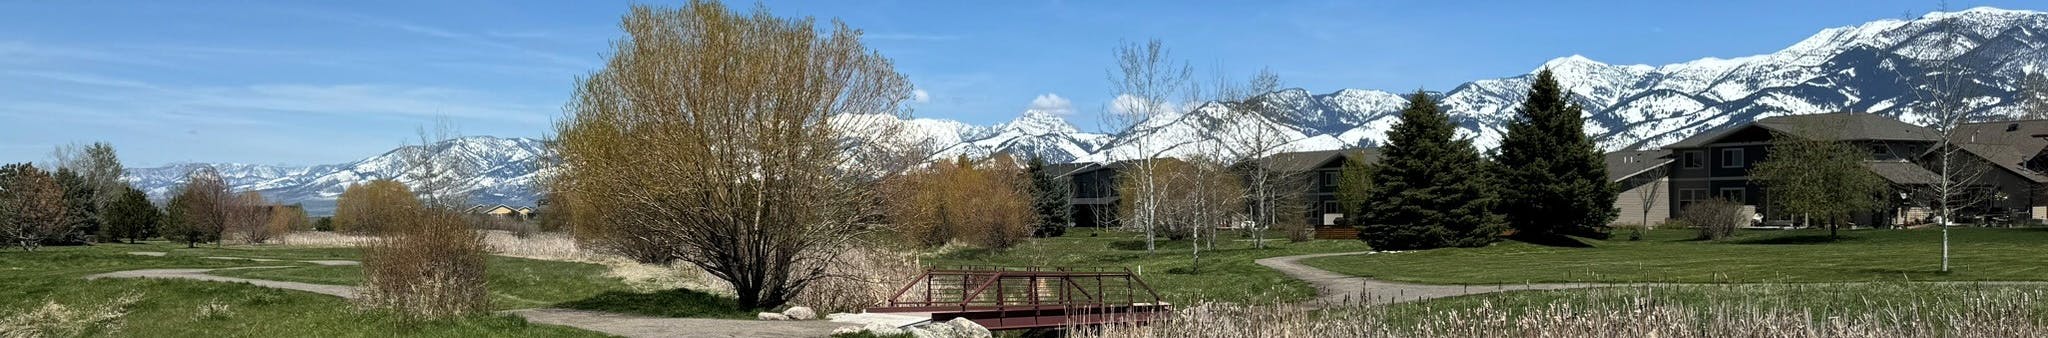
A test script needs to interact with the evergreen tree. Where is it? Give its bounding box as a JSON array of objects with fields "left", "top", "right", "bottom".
[
  {"left": 1349, "top": 91, "right": 1504, "bottom": 250},
  {"left": 1026, "top": 156, "right": 1071, "bottom": 238},
  {"left": 54, "top": 168, "right": 100, "bottom": 244},
  {"left": 1494, "top": 69, "right": 1617, "bottom": 240},
  {"left": 100, "top": 186, "right": 161, "bottom": 243}
]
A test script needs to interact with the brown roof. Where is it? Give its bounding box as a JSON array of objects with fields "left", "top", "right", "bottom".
[
  {"left": 1604, "top": 149, "right": 1672, "bottom": 181},
  {"left": 1952, "top": 120, "right": 2048, "bottom": 183},
  {"left": 1665, "top": 112, "right": 1939, "bottom": 148},
  {"left": 1862, "top": 161, "right": 1942, "bottom": 185},
  {"left": 1253, "top": 149, "right": 1381, "bottom": 173}
]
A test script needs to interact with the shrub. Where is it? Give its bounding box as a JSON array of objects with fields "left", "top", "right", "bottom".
[
  {"left": 333, "top": 179, "right": 421, "bottom": 234},
  {"left": 312, "top": 217, "right": 335, "bottom": 232},
  {"left": 1679, "top": 198, "right": 1743, "bottom": 241},
  {"left": 358, "top": 208, "right": 489, "bottom": 319},
  {"left": 1611, "top": 223, "right": 1647, "bottom": 241}
]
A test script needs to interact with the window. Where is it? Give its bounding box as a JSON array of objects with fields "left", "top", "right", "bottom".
[
  {"left": 1322, "top": 171, "right": 1339, "bottom": 188},
  {"left": 1718, "top": 187, "right": 1745, "bottom": 204},
  {"left": 1682, "top": 151, "right": 1705, "bottom": 169},
  {"left": 1677, "top": 189, "right": 1708, "bottom": 209},
  {"left": 1719, "top": 148, "right": 1745, "bottom": 168},
  {"left": 1322, "top": 201, "right": 1340, "bottom": 214}
]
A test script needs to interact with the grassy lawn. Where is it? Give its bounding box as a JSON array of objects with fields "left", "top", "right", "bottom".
[
  {"left": 1302, "top": 227, "right": 2048, "bottom": 284},
  {"left": 0, "top": 242, "right": 606, "bottom": 337},
  {"left": 923, "top": 229, "right": 1372, "bottom": 304}
]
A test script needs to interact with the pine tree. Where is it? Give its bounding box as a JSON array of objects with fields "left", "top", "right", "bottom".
[
  {"left": 1495, "top": 69, "right": 1617, "bottom": 241},
  {"left": 101, "top": 186, "right": 161, "bottom": 243},
  {"left": 1350, "top": 91, "right": 1504, "bottom": 250},
  {"left": 1026, "top": 156, "right": 1071, "bottom": 238},
  {"left": 54, "top": 168, "right": 99, "bottom": 244}
]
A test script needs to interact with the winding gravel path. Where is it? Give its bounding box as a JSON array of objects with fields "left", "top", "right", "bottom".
[
  {"left": 1256, "top": 252, "right": 1614, "bottom": 306},
  {"left": 86, "top": 261, "right": 843, "bottom": 337}
]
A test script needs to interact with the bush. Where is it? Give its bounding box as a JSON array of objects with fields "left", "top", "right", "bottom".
[
  {"left": 333, "top": 179, "right": 421, "bottom": 234},
  {"left": 1679, "top": 199, "right": 1743, "bottom": 241},
  {"left": 358, "top": 208, "right": 489, "bottom": 319},
  {"left": 1611, "top": 223, "right": 1647, "bottom": 241},
  {"left": 312, "top": 217, "right": 335, "bottom": 232}
]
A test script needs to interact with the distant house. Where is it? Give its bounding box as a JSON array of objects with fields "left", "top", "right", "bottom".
[
  {"left": 471, "top": 204, "right": 535, "bottom": 220},
  {"left": 1606, "top": 149, "right": 1672, "bottom": 227},
  {"left": 1948, "top": 119, "right": 2048, "bottom": 222}
]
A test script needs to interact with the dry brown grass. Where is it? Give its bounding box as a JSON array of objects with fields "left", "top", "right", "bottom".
[
  {"left": 1073, "top": 286, "right": 2048, "bottom": 338},
  {"left": 791, "top": 245, "right": 923, "bottom": 313},
  {"left": 357, "top": 209, "right": 489, "bottom": 319},
  {"left": 0, "top": 292, "right": 141, "bottom": 338}
]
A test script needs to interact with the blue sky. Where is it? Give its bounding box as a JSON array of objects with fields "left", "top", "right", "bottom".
[{"left": 2, "top": 0, "right": 2040, "bottom": 167}]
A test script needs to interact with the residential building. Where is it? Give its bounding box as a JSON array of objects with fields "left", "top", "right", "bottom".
[
  {"left": 1661, "top": 112, "right": 1944, "bottom": 227},
  {"left": 1248, "top": 149, "right": 1380, "bottom": 239},
  {"left": 1606, "top": 149, "right": 1672, "bottom": 227}
]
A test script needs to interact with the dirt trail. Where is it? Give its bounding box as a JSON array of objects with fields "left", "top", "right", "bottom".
[
  {"left": 87, "top": 264, "right": 843, "bottom": 337},
  {"left": 1256, "top": 252, "right": 1621, "bottom": 306}
]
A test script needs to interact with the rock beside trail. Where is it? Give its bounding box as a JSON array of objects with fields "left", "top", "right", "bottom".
[
  {"left": 757, "top": 312, "right": 789, "bottom": 321},
  {"left": 833, "top": 323, "right": 908, "bottom": 337},
  {"left": 906, "top": 318, "right": 991, "bottom": 338},
  {"left": 782, "top": 306, "right": 816, "bottom": 320}
]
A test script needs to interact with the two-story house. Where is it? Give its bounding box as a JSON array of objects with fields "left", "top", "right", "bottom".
[{"left": 1661, "top": 112, "right": 1942, "bottom": 227}]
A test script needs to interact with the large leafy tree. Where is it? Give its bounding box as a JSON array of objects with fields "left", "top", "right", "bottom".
[
  {"left": 1026, "top": 156, "right": 1071, "bottom": 238},
  {"left": 101, "top": 186, "right": 161, "bottom": 244},
  {"left": 554, "top": 0, "right": 919, "bottom": 309},
  {"left": 164, "top": 166, "right": 230, "bottom": 248},
  {"left": 0, "top": 163, "right": 67, "bottom": 251},
  {"left": 1494, "top": 69, "right": 1617, "bottom": 240},
  {"left": 1749, "top": 129, "right": 1887, "bottom": 239},
  {"left": 1350, "top": 91, "right": 1503, "bottom": 250}
]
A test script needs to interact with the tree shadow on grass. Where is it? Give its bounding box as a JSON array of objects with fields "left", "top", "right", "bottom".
[
  {"left": 1510, "top": 234, "right": 1597, "bottom": 248},
  {"left": 1732, "top": 235, "right": 1856, "bottom": 245},
  {"left": 555, "top": 289, "right": 755, "bottom": 319}
]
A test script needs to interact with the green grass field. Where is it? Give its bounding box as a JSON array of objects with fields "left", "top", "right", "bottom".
[
  {"left": 0, "top": 242, "right": 609, "bottom": 337},
  {"left": 1302, "top": 228, "right": 2048, "bottom": 284},
  {"left": 923, "top": 229, "right": 1372, "bottom": 304}
]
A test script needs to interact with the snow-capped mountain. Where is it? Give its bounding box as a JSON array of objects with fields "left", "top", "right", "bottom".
[
  {"left": 128, "top": 7, "right": 2048, "bottom": 212},
  {"left": 1083, "top": 6, "right": 2048, "bottom": 161},
  {"left": 127, "top": 136, "right": 549, "bottom": 215}
]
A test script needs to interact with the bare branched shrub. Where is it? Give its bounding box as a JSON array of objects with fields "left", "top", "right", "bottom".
[
  {"left": 333, "top": 179, "right": 420, "bottom": 234},
  {"left": 789, "top": 245, "right": 922, "bottom": 313},
  {"left": 224, "top": 192, "right": 278, "bottom": 244},
  {"left": 1679, "top": 198, "right": 1742, "bottom": 240},
  {"left": 358, "top": 208, "right": 489, "bottom": 319},
  {"left": 886, "top": 155, "right": 1036, "bottom": 250}
]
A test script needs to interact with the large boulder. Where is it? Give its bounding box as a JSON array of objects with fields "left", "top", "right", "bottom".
[
  {"left": 907, "top": 318, "right": 991, "bottom": 338},
  {"left": 782, "top": 306, "right": 817, "bottom": 320},
  {"left": 756, "top": 312, "right": 789, "bottom": 321}
]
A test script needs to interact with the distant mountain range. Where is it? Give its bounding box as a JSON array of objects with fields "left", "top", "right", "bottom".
[
  {"left": 125, "top": 7, "right": 2048, "bottom": 213},
  {"left": 126, "top": 136, "right": 548, "bottom": 215}
]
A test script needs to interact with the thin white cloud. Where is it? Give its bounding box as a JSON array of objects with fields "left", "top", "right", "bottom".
[
  {"left": 1109, "top": 94, "right": 1179, "bottom": 118},
  {"left": 1027, "top": 93, "right": 1074, "bottom": 115},
  {"left": 312, "top": 11, "right": 595, "bottom": 69}
]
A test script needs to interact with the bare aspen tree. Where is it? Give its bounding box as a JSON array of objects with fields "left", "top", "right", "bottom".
[
  {"left": 1104, "top": 39, "right": 1195, "bottom": 253},
  {"left": 1907, "top": 6, "right": 1995, "bottom": 272},
  {"left": 1213, "top": 68, "right": 1299, "bottom": 249},
  {"left": 407, "top": 119, "right": 473, "bottom": 210},
  {"left": 555, "top": 1, "right": 918, "bottom": 309}
]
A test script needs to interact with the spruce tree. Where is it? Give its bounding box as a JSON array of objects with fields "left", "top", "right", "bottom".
[
  {"left": 100, "top": 186, "right": 161, "bottom": 243},
  {"left": 1026, "top": 156, "right": 1071, "bottom": 237},
  {"left": 1350, "top": 91, "right": 1504, "bottom": 250},
  {"left": 1495, "top": 69, "right": 1617, "bottom": 241},
  {"left": 54, "top": 168, "right": 100, "bottom": 244}
]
